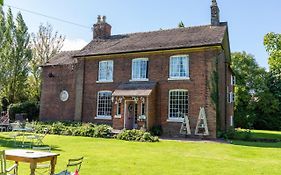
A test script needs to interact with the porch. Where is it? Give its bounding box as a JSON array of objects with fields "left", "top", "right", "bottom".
[{"left": 111, "top": 82, "right": 157, "bottom": 131}]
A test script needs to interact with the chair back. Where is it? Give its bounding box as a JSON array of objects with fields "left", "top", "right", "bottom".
[
  {"left": 10, "top": 122, "right": 21, "bottom": 131},
  {"left": 66, "top": 157, "right": 83, "bottom": 173},
  {"left": 0, "top": 150, "right": 6, "bottom": 175},
  {"left": 32, "top": 146, "right": 51, "bottom": 152}
]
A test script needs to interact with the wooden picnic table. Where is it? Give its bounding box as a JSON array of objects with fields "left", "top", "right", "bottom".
[{"left": 6, "top": 149, "right": 60, "bottom": 175}]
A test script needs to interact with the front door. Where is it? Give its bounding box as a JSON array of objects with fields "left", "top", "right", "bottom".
[{"left": 125, "top": 101, "right": 135, "bottom": 129}]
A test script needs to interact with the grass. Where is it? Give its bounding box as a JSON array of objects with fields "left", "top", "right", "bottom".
[{"left": 0, "top": 131, "right": 281, "bottom": 175}]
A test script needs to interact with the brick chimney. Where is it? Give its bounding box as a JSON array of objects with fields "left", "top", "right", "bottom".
[
  {"left": 93, "top": 15, "right": 112, "bottom": 39},
  {"left": 211, "top": 0, "right": 220, "bottom": 26}
]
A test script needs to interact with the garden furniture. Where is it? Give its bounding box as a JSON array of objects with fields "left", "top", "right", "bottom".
[
  {"left": 5, "top": 149, "right": 59, "bottom": 175},
  {"left": 55, "top": 157, "right": 83, "bottom": 175},
  {"left": 0, "top": 150, "right": 18, "bottom": 175}
]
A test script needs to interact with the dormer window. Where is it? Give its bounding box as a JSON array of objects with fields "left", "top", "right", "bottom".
[
  {"left": 131, "top": 58, "right": 148, "bottom": 81},
  {"left": 169, "top": 55, "right": 189, "bottom": 80}
]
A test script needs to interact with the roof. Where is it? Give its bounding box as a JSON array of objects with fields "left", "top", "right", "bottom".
[
  {"left": 112, "top": 82, "right": 156, "bottom": 96},
  {"left": 43, "top": 51, "right": 79, "bottom": 67},
  {"left": 75, "top": 24, "right": 227, "bottom": 57}
]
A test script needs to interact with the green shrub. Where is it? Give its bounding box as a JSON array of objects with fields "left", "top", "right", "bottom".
[
  {"left": 116, "top": 129, "right": 159, "bottom": 142},
  {"left": 8, "top": 101, "right": 39, "bottom": 121},
  {"left": 225, "top": 127, "right": 236, "bottom": 140},
  {"left": 150, "top": 125, "right": 163, "bottom": 136},
  {"left": 93, "top": 124, "right": 112, "bottom": 138}
]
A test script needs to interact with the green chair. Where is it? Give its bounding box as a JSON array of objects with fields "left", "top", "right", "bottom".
[
  {"left": 0, "top": 150, "right": 18, "bottom": 175},
  {"left": 55, "top": 157, "right": 83, "bottom": 175}
]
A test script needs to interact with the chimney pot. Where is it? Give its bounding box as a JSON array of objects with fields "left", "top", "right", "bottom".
[{"left": 93, "top": 15, "right": 111, "bottom": 39}]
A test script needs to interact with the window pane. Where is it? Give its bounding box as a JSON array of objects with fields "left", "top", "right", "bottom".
[
  {"left": 132, "top": 59, "right": 148, "bottom": 79},
  {"left": 169, "top": 90, "right": 189, "bottom": 119},
  {"left": 99, "top": 61, "right": 113, "bottom": 81},
  {"left": 97, "top": 91, "right": 112, "bottom": 116},
  {"left": 170, "top": 56, "right": 189, "bottom": 78}
]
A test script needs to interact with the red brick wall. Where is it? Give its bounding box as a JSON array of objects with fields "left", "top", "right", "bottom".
[
  {"left": 40, "top": 65, "right": 76, "bottom": 121},
  {"left": 40, "top": 47, "right": 230, "bottom": 138}
]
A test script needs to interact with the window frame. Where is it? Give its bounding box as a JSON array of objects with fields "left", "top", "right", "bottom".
[
  {"left": 97, "top": 60, "right": 114, "bottom": 83},
  {"left": 167, "top": 89, "right": 189, "bottom": 122},
  {"left": 130, "top": 58, "right": 149, "bottom": 81},
  {"left": 95, "top": 91, "right": 112, "bottom": 120},
  {"left": 168, "top": 55, "right": 190, "bottom": 80}
]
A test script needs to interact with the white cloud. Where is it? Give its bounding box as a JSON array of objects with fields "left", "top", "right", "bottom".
[{"left": 62, "top": 38, "right": 88, "bottom": 51}]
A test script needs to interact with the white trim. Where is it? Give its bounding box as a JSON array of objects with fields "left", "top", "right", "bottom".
[
  {"left": 168, "top": 77, "right": 190, "bottom": 81},
  {"left": 167, "top": 118, "right": 184, "bottom": 123},
  {"left": 96, "top": 80, "right": 114, "bottom": 83},
  {"left": 96, "top": 91, "right": 112, "bottom": 119},
  {"left": 132, "top": 57, "right": 149, "bottom": 61},
  {"left": 231, "top": 75, "right": 236, "bottom": 86},
  {"left": 129, "top": 78, "right": 149, "bottom": 82},
  {"left": 95, "top": 116, "right": 112, "bottom": 120},
  {"left": 168, "top": 89, "right": 189, "bottom": 122},
  {"left": 169, "top": 55, "right": 189, "bottom": 79},
  {"left": 114, "top": 115, "right": 121, "bottom": 119},
  {"left": 98, "top": 60, "right": 114, "bottom": 82}
]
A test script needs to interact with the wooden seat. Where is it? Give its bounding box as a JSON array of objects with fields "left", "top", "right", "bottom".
[{"left": 0, "top": 150, "right": 18, "bottom": 175}]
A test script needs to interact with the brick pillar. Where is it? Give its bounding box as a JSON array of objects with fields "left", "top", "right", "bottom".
[{"left": 74, "top": 59, "right": 85, "bottom": 121}]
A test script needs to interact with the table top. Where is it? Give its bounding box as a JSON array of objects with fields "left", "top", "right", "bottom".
[
  {"left": 6, "top": 149, "right": 59, "bottom": 159},
  {"left": 12, "top": 128, "right": 33, "bottom": 132}
]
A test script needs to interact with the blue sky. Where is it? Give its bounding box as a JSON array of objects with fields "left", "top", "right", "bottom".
[{"left": 3, "top": 0, "right": 281, "bottom": 69}]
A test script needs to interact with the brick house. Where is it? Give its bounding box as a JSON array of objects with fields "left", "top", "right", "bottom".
[{"left": 40, "top": 0, "right": 234, "bottom": 138}]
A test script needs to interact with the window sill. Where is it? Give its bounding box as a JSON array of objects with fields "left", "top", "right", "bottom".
[
  {"left": 167, "top": 118, "right": 184, "bottom": 123},
  {"left": 114, "top": 115, "right": 121, "bottom": 119},
  {"left": 95, "top": 116, "right": 112, "bottom": 120},
  {"left": 129, "top": 79, "right": 149, "bottom": 82},
  {"left": 96, "top": 80, "right": 113, "bottom": 83},
  {"left": 168, "top": 77, "right": 190, "bottom": 81}
]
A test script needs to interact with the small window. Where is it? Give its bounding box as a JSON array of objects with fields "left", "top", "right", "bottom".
[
  {"left": 168, "top": 90, "right": 189, "bottom": 121},
  {"left": 231, "top": 75, "right": 236, "bottom": 85},
  {"left": 141, "top": 103, "right": 145, "bottom": 115},
  {"left": 169, "top": 55, "right": 189, "bottom": 79},
  {"left": 96, "top": 91, "right": 112, "bottom": 118},
  {"left": 228, "top": 92, "right": 235, "bottom": 103},
  {"left": 132, "top": 58, "right": 148, "bottom": 80},
  {"left": 230, "top": 115, "right": 233, "bottom": 126},
  {"left": 116, "top": 103, "right": 121, "bottom": 115},
  {"left": 98, "top": 60, "right": 113, "bottom": 82}
]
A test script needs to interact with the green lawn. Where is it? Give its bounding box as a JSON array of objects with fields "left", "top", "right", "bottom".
[{"left": 0, "top": 131, "right": 281, "bottom": 175}]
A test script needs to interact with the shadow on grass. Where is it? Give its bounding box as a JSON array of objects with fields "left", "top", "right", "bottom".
[
  {"left": 231, "top": 140, "right": 281, "bottom": 148},
  {"left": 0, "top": 135, "right": 62, "bottom": 151}
]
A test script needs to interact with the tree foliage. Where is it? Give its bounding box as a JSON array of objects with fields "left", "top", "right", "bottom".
[
  {"left": 178, "top": 21, "right": 185, "bottom": 28},
  {"left": 0, "top": 8, "right": 32, "bottom": 103},
  {"left": 231, "top": 52, "right": 280, "bottom": 129},
  {"left": 29, "top": 23, "right": 65, "bottom": 100}
]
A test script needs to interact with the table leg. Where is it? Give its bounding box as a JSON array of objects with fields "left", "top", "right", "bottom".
[
  {"left": 50, "top": 156, "right": 57, "bottom": 175},
  {"left": 30, "top": 162, "right": 36, "bottom": 175}
]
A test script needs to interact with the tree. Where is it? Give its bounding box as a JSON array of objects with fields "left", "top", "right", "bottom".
[
  {"left": 0, "top": 8, "right": 32, "bottom": 103},
  {"left": 231, "top": 52, "right": 279, "bottom": 129},
  {"left": 29, "top": 23, "right": 65, "bottom": 101},
  {"left": 178, "top": 21, "right": 185, "bottom": 28}
]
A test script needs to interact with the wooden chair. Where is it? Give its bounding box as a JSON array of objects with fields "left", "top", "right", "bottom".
[
  {"left": 0, "top": 150, "right": 18, "bottom": 175},
  {"left": 55, "top": 157, "right": 83, "bottom": 175},
  {"left": 32, "top": 146, "right": 51, "bottom": 175}
]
